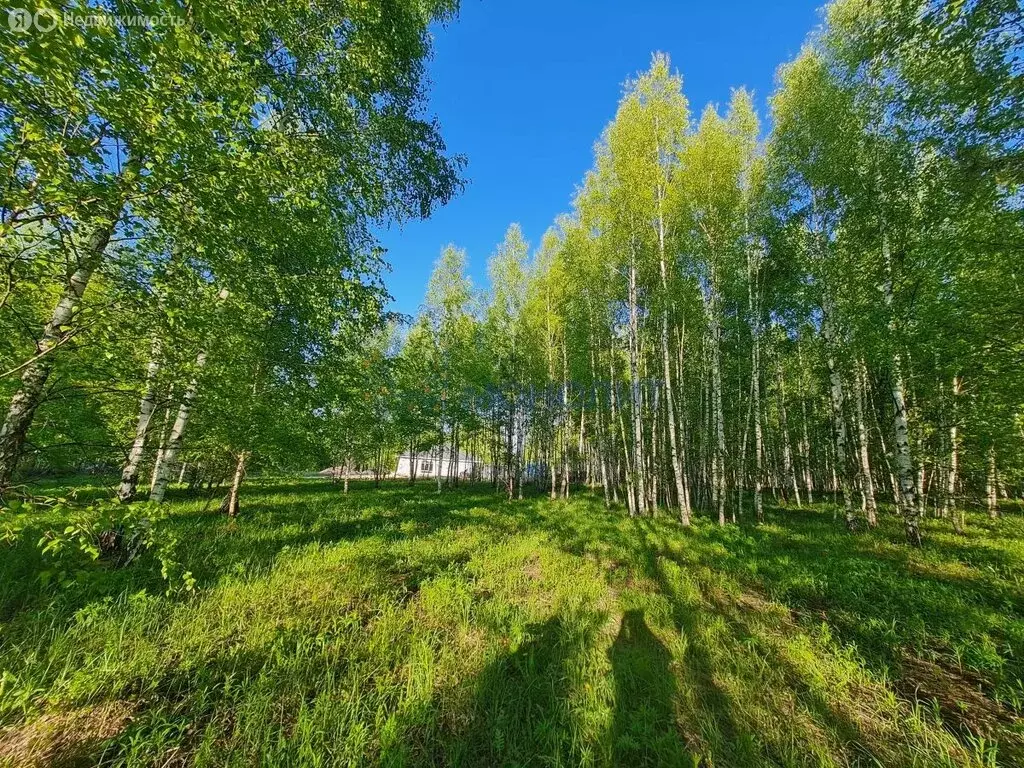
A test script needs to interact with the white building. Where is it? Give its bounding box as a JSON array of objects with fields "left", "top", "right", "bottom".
[{"left": 395, "top": 448, "right": 490, "bottom": 481}]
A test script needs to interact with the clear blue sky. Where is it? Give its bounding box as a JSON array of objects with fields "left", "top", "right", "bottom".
[{"left": 376, "top": 0, "right": 825, "bottom": 318}]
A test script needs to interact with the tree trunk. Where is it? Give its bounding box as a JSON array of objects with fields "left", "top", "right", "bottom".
[
  {"left": 150, "top": 352, "right": 207, "bottom": 503},
  {"left": 674, "top": 321, "right": 693, "bottom": 513},
  {"left": 117, "top": 340, "right": 163, "bottom": 502},
  {"left": 708, "top": 275, "right": 727, "bottom": 526},
  {"left": 608, "top": 349, "right": 623, "bottom": 507},
  {"left": 987, "top": 445, "right": 999, "bottom": 519},
  {"left": 436, "top": 420, "right": 444, "bottom": 494},
  {"left": 944, "top": 376, "right": 963, "bottom": 531},
  {"left": 226, "top": 451, "right": 247, "bottom": 518},
  {"left": 0, "top": 219, "right": 119, "bottom": 489},
  {"left": 649, "top": 379, "right": 660, "bottom": 512},
  {"left": 549, "top": 376, "right": 557, "bottom": 499},
  {"left": 822, "top": 300, "right": 855, "bottom": 529},
  {"left": 591, "top": 345, "right": 611, "bottom": 508},
  {"left": 515, "top": 397, "right": 525, "bottom": 500},
  {"left": 888, "top": 359, "right": 920, "bottom": 542},
  {"left": 777, "top": 359, "right": 801, "bottom": 507},
  {"left": 656, "top": 187, "right": 691, "bottom": 526},
  {"left": 561, "top": 339, "right": 571, "bottom": 499},
  {"left": 627, "top": 249, "right": 646, "bottom": 516},
  {"left": 855, "top": 358, "right": 877, "bottom": 527},
  {"left": 797, "top": 343, "right": 815, "bottom": 504},
  {"left": 748, "top": 257, "right": 764, "bottom": 523},
  {"left": 612, "top": 356, "right": 635, "bottom": 516},
  {"left": 149, "top": 401, "right": 172, "bottom": 493},
  {"left": 881, "top": 234, "right": 921, "bottom": 544}
]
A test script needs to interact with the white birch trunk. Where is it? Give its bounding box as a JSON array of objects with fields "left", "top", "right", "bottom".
[
  {"left": 561, "top": 339, "right": 570, "bottom": 499},
  {"left": 881, "top": 234, "right": 921, "bottom": 544},
  {"left": 748, "top": 254, "right": 763, "bottom": 523},
  {"left": 627, "top": 249, "right": 646, "bottom": 516},
  {"left": 707, "top": 274, "right": 727, "bottom": 526},
  {"left": 117, "top": 339, "right": 162, "bottom": 502},
  {"left": 0, "top": 219, "right": 118, "bottom": 488},
  {"left": 655, "top": 175, "right": 691, "bottom": 525},
  {"left": 822, "top": 300, "right": 855, "bottom": 528},
  {"left": 777, "top": 359, "right": 801, "bottom": 507},
  {"left": 149, "top": 402, "right": 172, "bottom": 493},
  {"left": 797, "top": 343, "right": 815, "bottom": 504},
  {"left": 673, "top": 321, "right": 693, "bottom": 520},
  {"left": 589, "top": 343, "right": 611, "bottom": 508},
  {"left": 436, "top": 419, "right": 444, "bottom": 494},
  {"left": 515, "top": 398, "right": 525, "bottom": 500},
  {"left": 889, "top": 352, "right": 919, "bottom": 539},
  {"left": 612, "top": 355, "right": 635, "bottom": 515},
  {"left": 226, "top": 451, "right": 247, "bottom": 518},
  {"left": 149, "top": 351, "right": 207, "bottom": 503},
  {"left": 944, "top": 376, "right": 962, "bottom": 530},
  {"left": 855, "top": 358, "right": 877, "bottom": 526},
  {"left": 609, "top": 351, "right": 624, "bottom": 507},
  {"left": 987, "top": 445, "right": 999, "bottom": 519}
]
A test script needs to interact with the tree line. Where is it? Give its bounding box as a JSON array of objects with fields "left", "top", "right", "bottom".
[
  {"left": 2, "top": 1, "right": 1021, "bottom": 547},
  {"left": 341, "top": 0, "right": 1022, "bottom": 546}
]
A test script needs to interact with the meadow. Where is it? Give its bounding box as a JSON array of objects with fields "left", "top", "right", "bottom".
[{"left": 1, "top": 480, "right": 1023, "bottom": 767}]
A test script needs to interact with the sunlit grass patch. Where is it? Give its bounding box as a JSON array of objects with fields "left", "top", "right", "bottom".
[{"left": 1, "top": 479, "right": 1022, "bottom": 766}]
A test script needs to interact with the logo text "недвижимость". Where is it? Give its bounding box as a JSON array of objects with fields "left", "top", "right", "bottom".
[{"left": 8, "top": 8, "right": 185, "bottom": 33}]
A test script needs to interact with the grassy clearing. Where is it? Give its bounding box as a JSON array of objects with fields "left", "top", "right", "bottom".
[{"left": 1, "top": 480, "right": 1023, "bottom": 767}]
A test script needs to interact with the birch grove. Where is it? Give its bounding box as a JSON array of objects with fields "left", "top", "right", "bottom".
[
  {"left": 372, "top": 1, "right": 1021, "bottom": 547},
  {"left": 1, "top": 0, "right": 1020, "bottom": 547}
]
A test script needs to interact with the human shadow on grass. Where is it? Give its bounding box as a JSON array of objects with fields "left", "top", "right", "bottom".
[
  {"left": 416, "top": 613, "right": 596, "bottom": 768},
  {"left": 527, "top": 505, "right": 888, "bottom": 764},
  {"left": 609, "top": 609, "right": 693, "bottom": 767},
  {"left": 533, "top": 509, "right": 754, "bottom": 762}
]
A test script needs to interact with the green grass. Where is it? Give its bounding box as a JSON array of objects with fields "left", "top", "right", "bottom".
[{"left": 1, "top": 479, "right": 1023, "bottom": 766}]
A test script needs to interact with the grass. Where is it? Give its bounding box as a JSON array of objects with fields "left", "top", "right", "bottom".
[{"left": 1, "top": 479, "right": 1023, "bottom": 767}]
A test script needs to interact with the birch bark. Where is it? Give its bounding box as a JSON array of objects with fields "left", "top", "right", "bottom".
[
  {"left": 0, "top": 218, "right": 120, "bottom": 488},
  {"left": 944, "top": 376, "right": 963, "bottom": 531},
  {"left": 117, "top": 339, "right": 163, "bottom": 502},
  {"left": 822, "top": 298, "right": 855, "bottom": 529},
  {"left": 627, "top": 246, "right": 647, "bottom": 516},
  {"left": 855, "top": 358, "right": 878, "bottom": 526},
  {"left": 881, "top": 233, "right": 921, "bottom": 544},
  {"left": 777, "top": 359, "right": 802, "bottom": 507},
  {"left": 150, "top": 351, "right": 208, "bottom": 503}
]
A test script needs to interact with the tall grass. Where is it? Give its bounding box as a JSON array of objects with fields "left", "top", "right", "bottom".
[{"left": 1, "top": 479, "right": 1022, "bottom": 766}]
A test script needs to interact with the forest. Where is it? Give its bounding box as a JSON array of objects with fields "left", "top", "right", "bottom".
[{"left": 1, "top": 0, "right": 1023, "bottom": 766}]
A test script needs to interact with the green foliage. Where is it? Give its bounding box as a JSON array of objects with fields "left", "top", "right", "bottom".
[
  {"left": 2, "top": 495, "right": 194, "bottom": 597},
  {"left": 0, "top": 0, "right": 464, "bottom": 488}
]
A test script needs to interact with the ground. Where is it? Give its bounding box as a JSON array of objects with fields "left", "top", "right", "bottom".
[{"left": 1, "top": 480, "right": 1023, "bottom": 767}]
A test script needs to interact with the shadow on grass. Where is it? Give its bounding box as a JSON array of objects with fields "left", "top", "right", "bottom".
[
  {"left": 399, "top": 612, "right": 600, "bottom": 768},
  {"left": 0, "top": 480, "right": 500, "bottom": 629},
  {"left": 5, "top": 478, "right": 1024, "bottom": 765},
  {"left": 610, "top": 609, "right": 692, "bottom": 766}
]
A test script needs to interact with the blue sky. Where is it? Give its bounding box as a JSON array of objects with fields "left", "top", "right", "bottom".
[{"left": 375, "top": 0, "right": 825, "bottom": 318}]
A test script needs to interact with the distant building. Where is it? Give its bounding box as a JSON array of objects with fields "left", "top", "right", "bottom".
[{"left": 395, "top": 447, "right": 491, "bottom": 481}]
